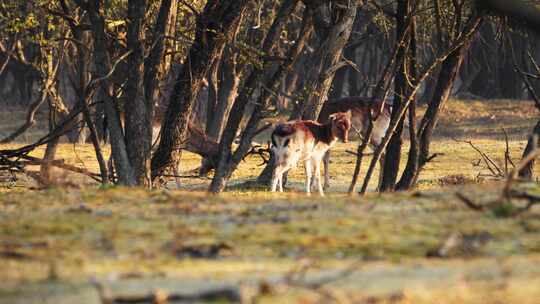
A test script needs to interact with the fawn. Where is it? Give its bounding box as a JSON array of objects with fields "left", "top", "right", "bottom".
[{"left": 270, "top": 111, "right": 352, "bottom": 195}]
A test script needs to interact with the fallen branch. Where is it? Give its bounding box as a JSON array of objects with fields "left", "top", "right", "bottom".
[
  {"left": 456, "top": 140, "right": 540, "bottom": 217},
  {"left": 455, "top": 192, "right": 485, "bottom": 211},
  {"left": 18, "top": 155, "right": 101, "bottom": 182}
]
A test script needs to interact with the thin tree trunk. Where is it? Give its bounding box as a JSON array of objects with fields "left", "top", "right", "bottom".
[
  {"left": 59, "top": 0, "right": 109, "bottom": 184},
  {"left": 207, "top": 49, "right": 241, "bottom": 141}
]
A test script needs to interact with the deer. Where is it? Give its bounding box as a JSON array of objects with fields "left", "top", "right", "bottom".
[
  {"left": 270, "top": 111, "right": 352, "bottom": 195},
  {"left": 317, "top": 96, "right": 394, "bottom": 190}
]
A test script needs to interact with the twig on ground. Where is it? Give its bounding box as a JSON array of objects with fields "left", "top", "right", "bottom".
[
  {"left": 452, "top": 137, "right": 504, "bottom": 178},
  {"left": 345, "top": 150, "right": 373, "bottom": 157},
  {"left": 243, "top": 143, "right": 271, "bottom": 166},
  {"left": 501, "top": 128, "right": 515, "bottom": 174}
]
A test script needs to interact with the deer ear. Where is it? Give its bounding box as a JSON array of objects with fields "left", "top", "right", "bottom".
[{"left": 328, "top": 113, "right": 337, "bottom": 121}]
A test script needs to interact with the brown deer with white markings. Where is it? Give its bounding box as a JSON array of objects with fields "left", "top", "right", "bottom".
[
  {"left": 270, "top": 111, "right": 352, "bottom": 195},
  {"left": 317, "top": 96, "right": 393, "bottom": 190}
]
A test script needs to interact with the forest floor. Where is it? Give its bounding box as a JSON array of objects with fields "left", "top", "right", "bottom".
[{"left": 1, "top": 99, "right": 540, "bottom": 303}]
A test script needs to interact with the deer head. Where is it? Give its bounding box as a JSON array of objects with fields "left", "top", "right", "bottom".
[{"left": 329, "top": 110, "right": 352, "bottom": 143}]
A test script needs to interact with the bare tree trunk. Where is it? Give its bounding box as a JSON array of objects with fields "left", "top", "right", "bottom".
[
  {"left": 83, "top": 0, "right": 136, "bottom": 186},
  {"left": 398, "top": 8, "right": 481, "bottom": 190},
  {"left": 417, "top": 45, "right": 470, "bottom": 171},
  {"left": 297, "top": 1, "right": 359, "bottom": 121},
  {"left": 519, "top": 120, "right": 540, "bottom": 179},
  {"left": 207, "top": 49, "right": 241, "bottom": 141},
  {"left": 359, "top": 15, "right": 483, "bottom": 194},
  {"left": 379, "top": 0, "right": 412, "bottom": 192},
  {"left": 144, "top": 0, "right": 175, "bottom": 126},
  {"left": 125, "top": 0, "right": 150, "bottom": 186},
  {"left": 59, "top": 0, "right": 109, "bottom": 184},
  {"left": 151, "top": 0, "right": 250, "bottom": 182},
  {"left": 200, "top": 50, "right": 242, "bottom": 176},
  {"left": 41, "top": 88, "right": 71, "bottom": 185},
  {"left": 396, "top": 11, "right": 419, "bottom": 191}
]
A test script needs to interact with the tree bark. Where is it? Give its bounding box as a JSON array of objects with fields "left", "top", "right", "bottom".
[
  {"left": 125, "top": 0, "right": 150, "bottom": 186},
  {"left": 379, "top": 0, "right": 411, "bottom": 192},
  {"left": 519, "top": 119, "right": 540, "bottom": 179},
  {"left": 396, "top": 10, "right": 419, "bottom": 191},
  {"left": 297, "top": 1, "right": 359, "bottom": 121},
  {"left": 150, "top": 0, "right": 249, "bottom": 182},
  {"left": 144, "top": 0, "right": 175, "bottom": 127},
  {"left": 83, "top": 0, "right": 136, "bottom": 186}
]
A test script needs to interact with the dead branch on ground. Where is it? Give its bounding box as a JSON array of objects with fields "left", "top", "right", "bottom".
[
  {"left": 452, "top": 137, "right": 505, "bottom": 179},
  {"left": 456, "top": 137, "right": 540, "bottom": 217}
]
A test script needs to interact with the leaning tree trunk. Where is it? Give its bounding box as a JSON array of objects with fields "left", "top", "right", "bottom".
[
  {"left": 396, "top": 10, "right": 419, "bottom": 191},
  {"left": 397, "top": 30, "right": 477, "bottom": 189},
  {"left": 150, "top": 0, "right": 250, "bottom": 182},
  {"left": 208, "top": 0, "right": 301, "bottom": 193}
]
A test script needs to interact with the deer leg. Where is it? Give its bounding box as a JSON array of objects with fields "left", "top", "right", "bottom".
[
  {"left": 377, "top": 152, "right": 385, "bottom": 192},
  {"left": 323, "top": 151, "right": 331, "bottom": 190},
  {"left": 271, "top": 166, "right": 284, "bottom": 192},
  {"left": 304, "top": 159, "right": 312, "bottom": 195},
  {"left": 173, "top": 162, "right": 181, "bottom": 188},
  {"left": 107, "top": 153, "right": 115, "bottom": 183},
  {"left": 278, "top": 169, "right": 286, "bottom": 192},
  {"left": 314, "top": 159, "right": 324, "bottom": 196},
  {"left": 310, "top": 161, "right": 317, "bottom": 193}
]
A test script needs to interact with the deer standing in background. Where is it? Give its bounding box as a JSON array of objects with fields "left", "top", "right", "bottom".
[
  {"left": 270, "top": 111, "right": 352, "bottom": 195},
  {"left": 317, "top": 97, "right": 393, "bottom": 190}
]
